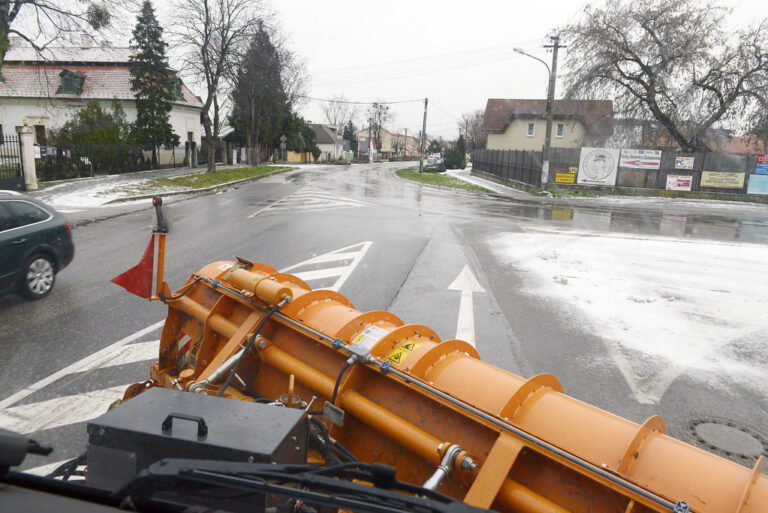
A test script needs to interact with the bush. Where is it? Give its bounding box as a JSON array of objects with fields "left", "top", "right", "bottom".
[
  {"left": 444, "top": 135, "right": 467, "bottom": 170},
  {"left": 423, "top": 163, "right": 446, "bottom": 172}
]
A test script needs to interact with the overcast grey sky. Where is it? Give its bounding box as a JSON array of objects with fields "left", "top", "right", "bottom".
[
  {"left": 270, "top": 0, "right": 768, "bottom": 139},
  {"left": 146, "top": 0, "right": 768, "bottom": 139}
]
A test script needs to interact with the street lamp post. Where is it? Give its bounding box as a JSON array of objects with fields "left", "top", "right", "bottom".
[{"left": 514, "top": 37, "right": 561, "bottom": 185}]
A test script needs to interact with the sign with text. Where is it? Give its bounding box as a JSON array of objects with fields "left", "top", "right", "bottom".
[
  {"left": 756, "top": 154, "right": 768, "bottom": 175},
  {"left": 700, "top": 171, "right": 745, "bottom": 189},
  {"left": 620, "top": 148, "right": 662, "bottom": 169},
  {"left": 747, "top": 174, "right": 768, "bottom": 195},
  {"left": 577, "top": 148, "right": 620, "bottom": 186},
  {"left": 555, "top": 173, "right": 576, "bottom": 183},
  {"left": 665, "top": 175, "right": 693, "bottom": 191},
  {"left": 674, "top": 156, "right": 695, "bottom": 170}
]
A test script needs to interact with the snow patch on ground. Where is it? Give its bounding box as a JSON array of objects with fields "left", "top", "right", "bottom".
[{"left": 488, "top": 229, "right": 768, "bottom": 403}]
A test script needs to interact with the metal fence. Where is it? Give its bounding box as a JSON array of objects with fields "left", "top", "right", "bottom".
[
  {"left": 471, "top": 149, "right": 543, "bottom": 186},
  {"left": 36, "top": 144, "right": 187, "bottom": 182},
  {"left": 0, "top": 135, "right": 23, "bottom": 190},
  {"left": 472, "top": 147, "right": 764, "bottom": 195}
]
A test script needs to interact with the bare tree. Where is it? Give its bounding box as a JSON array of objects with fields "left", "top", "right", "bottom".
[
  {"left": 172, "top": 0, "right": 262, "bottom": 171},
  {"left": 1, "top": 1, "right": 112, "bottom": 75},
  {"left": 321, "top": 93, "right": 356, "bottom": 130},
  {"left": 564, "top": 0, "right": 768, "bottom": 152},
  {"left": 366, "top": 102, "right": 391, "bottom": 153},
  {"left": 459, "top": 109, "right": 487, "bottom": 151}
]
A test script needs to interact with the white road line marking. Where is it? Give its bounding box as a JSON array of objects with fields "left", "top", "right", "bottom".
[
  {"left": 87, "top": 340, "right": 159, "bottom": 370},
  {"left": 248, "top": 188, "right": 370, "bottom": 218},
  {"left": 280, "top": 241, "right": 372, "bottom": 292},
  {"left": 0, "top": 385, "right": 126, "bottom": 434},
  {"left": 292, "top": 266, "right": 351, "bottom": 282},
  {"left": 0, "top": 321, "right": 164, "bottom": 410},
  {"left": 247, "top": 189, "right": 304, "bottom": 218},
  {"left": 447, "top": 265, "right": 486, "bottom": 347}
]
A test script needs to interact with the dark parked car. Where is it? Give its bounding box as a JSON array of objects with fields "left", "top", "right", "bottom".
[{"left": 0, "top": 191, "right": 75, "bottom": 299}]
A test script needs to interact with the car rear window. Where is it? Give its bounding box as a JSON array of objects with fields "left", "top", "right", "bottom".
[
  {"left": 5, "top": 200, "right": 50, "bottom": 226},
  {"left": 0, "top": 203, "right": 20, "bottom": 231}
]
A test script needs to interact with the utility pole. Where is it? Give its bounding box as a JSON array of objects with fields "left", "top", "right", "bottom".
[
  {"left": 419, "top": 97, "right": 428, "bottom": 172},
  {"left": 368, "top": 118, "right": 373, "bottom": 163},
  {"left": 404, "top": 128, "right": 408, "bottom": 158},
  {"left": 542, "top": 34, "right": 565, "bottom": 185}
]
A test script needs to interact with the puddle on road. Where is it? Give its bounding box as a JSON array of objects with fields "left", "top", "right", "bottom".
[{"left": 473, "top": 199, "right": 768, "bottom": 244}]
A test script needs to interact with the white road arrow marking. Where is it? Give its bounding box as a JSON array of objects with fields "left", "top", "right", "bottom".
[
  {"left": 448, "top": 265, "right": 486, "bottom": 347},
  {"left": 281, "top": 241, "right": 372, "bottom": 292}
]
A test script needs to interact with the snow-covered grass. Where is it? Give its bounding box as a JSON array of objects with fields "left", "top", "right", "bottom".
[{"left": 488, "top": 228, "right": 768, "bottom": 404}]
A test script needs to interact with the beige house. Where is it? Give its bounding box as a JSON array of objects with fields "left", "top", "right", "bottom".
[
  {"left": 309, "top": 123, "right": 344, "bottom": 161},
  {"left": 480, "top": 99, "right": 613, "bottom": 151},
  {"left": 357, "top": 127, "right": 420, "bottom": 158}
]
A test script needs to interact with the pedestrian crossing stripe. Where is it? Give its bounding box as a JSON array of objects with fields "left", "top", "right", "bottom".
[{"left": 248, "top": 188, "right": 371, "bottom": 218}]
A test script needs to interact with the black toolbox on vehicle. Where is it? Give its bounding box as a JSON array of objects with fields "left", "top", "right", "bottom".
[{"left": 87, "top": 387, "right": 308, "bottom": 491}]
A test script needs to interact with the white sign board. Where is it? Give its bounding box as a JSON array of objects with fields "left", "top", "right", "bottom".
[
  {"left": 619, "top": 149, "right": 662, "bottom": 169},
  {"left": 665, "top": 175, "right": 693, "bottom": 191},
  {"left": 674, "top": 156, "right": 694, "bottom": 170},
  {"left": 577, "top": 148, "right": 620, "bottom": 186}
]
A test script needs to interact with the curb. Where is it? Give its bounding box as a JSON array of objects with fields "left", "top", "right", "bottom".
[
  {"left": 104, "top": 166, "right": 296, "bottom": 204},
  {"left": 391, "top": 168, "right": 498, "bottom": 196}
]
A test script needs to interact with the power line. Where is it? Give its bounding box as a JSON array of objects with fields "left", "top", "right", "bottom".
[
  {"left": 299, "top": 95, "right": 423, "bottom": 105},
  {"left": 430, "top": 101, "right": 461, "bottom": 120}
]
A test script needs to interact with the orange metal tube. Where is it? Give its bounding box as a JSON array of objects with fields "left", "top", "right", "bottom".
[{"left": 142, "top": 260, "right": 768, "bottom": 513}]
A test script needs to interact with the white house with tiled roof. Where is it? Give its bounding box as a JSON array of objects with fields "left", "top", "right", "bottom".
[{"left": 0, "top": 44, "right": 203, "bottom": 163}]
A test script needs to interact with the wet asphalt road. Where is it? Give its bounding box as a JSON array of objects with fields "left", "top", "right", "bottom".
[{"left": 1, "top": 161, "right": 767, "bottom": 471}]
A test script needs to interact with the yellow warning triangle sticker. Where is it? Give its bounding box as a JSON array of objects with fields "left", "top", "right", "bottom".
[
  {"left": 402, "top": 342, "right": 415, "bottom": 351},
  {"left": 388, "top": 351, "right": 403, "bottom": 364}
]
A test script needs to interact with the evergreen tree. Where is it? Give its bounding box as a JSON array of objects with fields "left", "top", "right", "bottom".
[
  {"left": 230, "top": 22, "right": 287, "bottom": 164},
  {"left": 130, "top": 0, "right": 178, "bottom": 164},
  {"left": 343, "top": 120, "right": 358, "bottom": 152}
]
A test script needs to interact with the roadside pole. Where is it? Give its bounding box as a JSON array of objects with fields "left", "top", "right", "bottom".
[
  {"left": 541, "top": 34, "right": 564, "bottom": 185},
  {"left": 419, "top": 97, "right": 428, "bottom": 172}
]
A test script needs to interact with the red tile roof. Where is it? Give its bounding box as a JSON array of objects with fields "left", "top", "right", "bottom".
[
  {"left": 0, "top": 65, "right": 202, "bottom": 108},
  {"left": 480, "top": 98, "right": 613, "bottom": 135}
]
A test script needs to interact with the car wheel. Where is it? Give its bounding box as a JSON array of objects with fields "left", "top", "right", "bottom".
[{"left": 20, "top": 254, "right": 56, "bottom": 300}]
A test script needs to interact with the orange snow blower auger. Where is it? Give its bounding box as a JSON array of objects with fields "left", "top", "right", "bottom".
[{"left": 115, "top": 198, "right": 767, "bottom": 513}]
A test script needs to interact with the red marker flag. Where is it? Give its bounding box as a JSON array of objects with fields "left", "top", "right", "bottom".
[{"left": 111, "top": 236, "right": 155, "bottom": 298}]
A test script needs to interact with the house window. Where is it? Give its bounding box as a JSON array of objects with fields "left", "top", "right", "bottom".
[
  {"left": 556, "top": 123, "right": 564, "bottom": 138},
  {"left": 34, "top": 125, "right": 47, "bottom": 145},
  {"left": 526, "top": 122, "right": 535, "bottom": 137}
]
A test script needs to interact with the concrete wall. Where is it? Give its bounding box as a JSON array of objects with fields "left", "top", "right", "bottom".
[
  {"left": 284, "top": 151, "right": 313, "bottom": 163},
  {"left": 487, "top": 118, "right": 586, "bottom": 151},
  {"left": 316, "top": 142, "right": 343, "bottom": 162},
  {"left": 0, "top": 97, "right": 201, "bottom": 148}
]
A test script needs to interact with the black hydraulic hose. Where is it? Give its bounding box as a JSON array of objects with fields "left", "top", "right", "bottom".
[
  {"left": 159, "top": 277, "right": 203, "bottom": 301},
  {"left": 217, "top": 301, "right": 282, "bottom": 398},
  {"left": 331, "top": 360, "right": 352, "bottom": 405}
]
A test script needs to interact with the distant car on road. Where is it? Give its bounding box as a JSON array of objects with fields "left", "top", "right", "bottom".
[{"left": 0, "top": 191, "right": 75, "bottom": 299}]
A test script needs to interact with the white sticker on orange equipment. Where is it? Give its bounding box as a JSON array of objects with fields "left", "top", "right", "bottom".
[
  {"left": 176, "top": 333, "right": 192, "bottom": 366},
  {"left": 217, "top": 263, "right": 233, "bottom": 271},
  {"left": 352, "top": 325, "right": 389, "bottom": 349}
]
